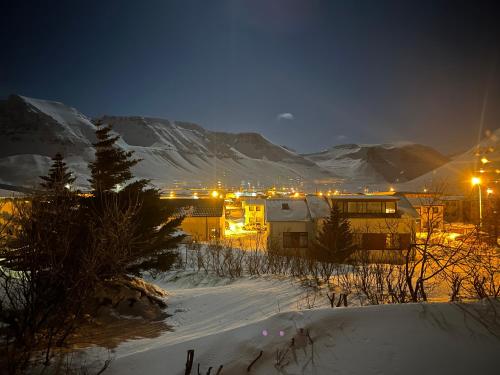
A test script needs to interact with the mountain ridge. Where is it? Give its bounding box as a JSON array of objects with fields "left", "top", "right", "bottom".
[{"left": 0, "top": 94, "right": 452, "bottom": 191}]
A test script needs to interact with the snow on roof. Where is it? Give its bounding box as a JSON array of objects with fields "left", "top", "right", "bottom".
[
  {"left": 0, "top": 189, "right": 24, "bottom": 198},
  {"left": 397, "top": 196, "right": 420, "bottom": 219},
  {"left": 330, "top": 195, "right": 399, "bottom": 201},
  {"left": 440, "top": 195, "right": 467, "bottom": 201},
  {"left": 406, "top": 197, "right": 444, "bottom": 207},
  {"left": 265, "top": 199, "right": 310, "bottom": 222},
  {"left": 242, "top": 198, "right": 265, "bottom": 206},
  {"left": 305, "top": 196, "right": 331, "bottom": 219}
]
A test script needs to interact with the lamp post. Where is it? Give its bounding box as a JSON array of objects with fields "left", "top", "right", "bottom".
[{"left": 471, "top": 177, "right": 482, "bottom": 228}]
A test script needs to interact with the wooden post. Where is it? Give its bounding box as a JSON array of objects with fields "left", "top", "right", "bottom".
[{"left": 185, "top": 349, "right": 194, "bottom": 375}]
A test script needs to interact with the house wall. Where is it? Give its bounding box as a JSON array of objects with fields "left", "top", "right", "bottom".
[
  {"left": 266, "top": 221, "right": 314, "bottom": 252},
  {"left": 0, "top": 198, "right": 18, "bottom": 241},
  {"left": 416, "top": 205, "right": 445, "bottom": 231},
  {"left": 347, "top": 216, "right": 415, "bottom": 251},
  {"left": 180, "top": 216, "right": 225, "bottom": 242},
  {"left": 244, "top": 203, "right": 265, "bottom": 228}
]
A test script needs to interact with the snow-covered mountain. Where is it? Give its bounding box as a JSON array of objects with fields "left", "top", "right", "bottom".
[
  {"left": 0, "top": 95, "right": 337, "bottom": 189},
  {"left": 400, "top": 129, "right": 500, "bottom": 193},
  {"left": 303, "top": 143, "right": 449, "bottom": 189}
]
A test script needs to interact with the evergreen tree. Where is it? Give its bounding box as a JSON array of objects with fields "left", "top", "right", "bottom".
[
  {"left": 40, "top": 153, "right": 75, "bottom": 191},
  {"left": 86, "top": 120, "right": 183, "bottom": 273},
  {"left": 314, "top": 203, "right": 356, "bottom": 264},
  {"left": 88, "top": 120, "right": 140, "bottom": 193}
]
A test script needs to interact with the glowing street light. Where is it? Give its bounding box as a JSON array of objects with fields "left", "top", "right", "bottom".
[
  {"left": 481, "top": 157, "right": 490, "bottom": 164},
  {"left": 471, "top": 177, "right": 482, "bottom": 227},
  {"left": 211, "top": 190, "right": 219, "bottom": 198}
]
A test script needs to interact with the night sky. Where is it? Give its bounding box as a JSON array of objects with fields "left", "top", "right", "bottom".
[{"left": 1, "top": 0, "right": 499, "bottom": 154}]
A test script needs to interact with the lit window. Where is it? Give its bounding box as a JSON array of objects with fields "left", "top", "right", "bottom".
[{"left": 385, "top": 202, "right": 396, "bottom": 213}]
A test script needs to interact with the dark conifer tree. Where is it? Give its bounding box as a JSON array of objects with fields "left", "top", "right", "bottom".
[
  {"left": 314, "top": 203, "right": 356, "bottom": 263},
  {"left": 40, "top": 153, "right": 76, "bottom": 192},
  {"left": 86, "top": 119, "right": 183, "bottom": 273},
  {"left": 88, "top": 120, "right": 140, "bottom": 193}
]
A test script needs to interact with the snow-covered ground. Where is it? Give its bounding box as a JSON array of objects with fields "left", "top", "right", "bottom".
[{"left": 83, "top": 271, "right": 500, "bottom": 375}]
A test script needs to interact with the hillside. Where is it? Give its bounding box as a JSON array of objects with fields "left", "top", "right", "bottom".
[
  {"left": 401, "top": 129, "right": 500, "bottom": 194},
  {"left": 0, "top": 95, "right": 336, "bottom": 189},
  {"left": 303, "top": 143, "right": 449, "bottom": 189}
]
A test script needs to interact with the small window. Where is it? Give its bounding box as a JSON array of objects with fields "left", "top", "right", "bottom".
[
  {"left": 385, "top": 202, "right": 396, "bottom": 213},
  {"left": 432, "top": 206, "right": 439, "bottom": 214},
  {"left": 256, "top": 206, "right": 261, "bottom": 211},
  {"left": 283, "top": 232, "right": 308, "bottom": 248},
  {"left": 249, "top": 206, "right": 255, "bottom": 211},
  {"left": 282, "top": 203, "right": 290, "bottom": 210}
]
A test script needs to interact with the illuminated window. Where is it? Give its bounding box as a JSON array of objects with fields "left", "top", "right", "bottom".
[{"left": 385, "top": 202, "right": 396, "bottom": 213}]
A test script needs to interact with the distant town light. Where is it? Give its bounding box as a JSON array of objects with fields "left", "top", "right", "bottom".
[
  {"left": 293, "top": 192, "right": 300, "bottom": 198},
  {"left": 389, "top": 187, "right": 395, "bottom": 192},
  {"left": 318, "top": 191, "right": 323, "bottom": 196},
  {"left": 169, "top": 191, "right": 175, "bottom": 198},
  {"left": 423, "top": 188, "right": 428, "bottom": 193},
  {"left": 487, "top": 188, "right": 493, "bottom": 195},
  {"left": 481, "top": 157, "right": 490, "bottom": 164},
  {"left": 471, "top": 177, "right": 481, "bottom": 186},
  {"left": 64, "top": 183, "right": 71, "bottom": 190},
  {"left": 211, "top": 190, "right": 219, "bottom": 198},
  {"left": 193, "top": 192, "right": 199, "bottom": 199}
]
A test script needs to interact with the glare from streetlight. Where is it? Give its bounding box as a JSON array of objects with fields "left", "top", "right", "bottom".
[{"left": 471, "top": 177, "right": 481, "bottom": 186}]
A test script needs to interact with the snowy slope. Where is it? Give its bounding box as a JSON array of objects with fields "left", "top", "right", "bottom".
[
  {"left": 402, "top": 128, "right": 500, "bottom": 194},
  {"left": 303, "top": 143, "right": 449, "bottom": 190},
  {"left": 99, "top": 273, "right": 499, "bottom": 375},
  {"left": 0, "top": 95, "right": 336, "bottom": 189}
]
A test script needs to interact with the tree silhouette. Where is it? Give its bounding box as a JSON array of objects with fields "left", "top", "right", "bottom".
[
  {"left": 88, "top": 120, "right": 140, "bottom": 193},
  {"left": 314, "top": 204, "right": 356, "bottom": 264},
  {"left": 40, "top": 153, "right": 75, "bottom": 191}
]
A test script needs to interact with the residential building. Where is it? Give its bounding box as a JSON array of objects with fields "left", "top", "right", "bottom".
[
  {"left": 265, "top": 199, "right": 313, "bottom": 253},
  {"left": 328, "top": 195, "right": 418, "bottom": 254},
  {"left": 405, "top": 197, "right": 445, "bottom": 231},
  {"left": 165, "top": 198, "right": 225, "bottom": 242},
  {"left": 242, "top": 199, "right": 266, "bottom": 230}
]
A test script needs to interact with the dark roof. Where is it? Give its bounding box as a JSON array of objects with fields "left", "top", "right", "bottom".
[
  {"left": 0, "top": 183, "right": 35, "bottom": 194},
  {"left": 165, "top": 198, "right": 224, "bottom": 217}
]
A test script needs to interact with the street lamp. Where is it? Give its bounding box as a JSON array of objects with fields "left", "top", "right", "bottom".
[{"left": 471, "top": 177, "right": 482, "bottom": 227}]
